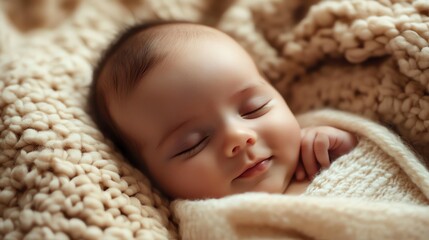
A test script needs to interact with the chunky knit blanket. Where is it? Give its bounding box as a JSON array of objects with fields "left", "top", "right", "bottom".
[{"left": 1, "top": 0, "right": 428, "bottom": 239}]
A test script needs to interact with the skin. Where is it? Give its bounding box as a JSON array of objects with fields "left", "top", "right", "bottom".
[{"left": 108, "top": 24, "right": 357, "bottom": 199}]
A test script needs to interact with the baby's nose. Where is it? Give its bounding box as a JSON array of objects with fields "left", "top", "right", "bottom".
[{"left": 224, "top": 129, "right": 257, "bottom": 158}]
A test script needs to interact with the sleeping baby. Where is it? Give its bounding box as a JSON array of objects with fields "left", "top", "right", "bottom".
[{"left": 88, "top": 21, "right": 358, "bottom": 199}]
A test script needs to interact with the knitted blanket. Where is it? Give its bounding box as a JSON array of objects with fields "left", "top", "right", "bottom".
[{"left": 1, "top": 0, "right": 428, "bottom": 239}]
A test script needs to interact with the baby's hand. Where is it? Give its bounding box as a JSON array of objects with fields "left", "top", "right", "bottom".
[{"left": 295, "top": 126, "right": 358, "bottom": 181}]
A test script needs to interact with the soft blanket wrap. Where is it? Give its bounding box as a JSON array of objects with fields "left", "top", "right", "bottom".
[{"left": 0, "top": 0, "right": 428, "bottom": 239}]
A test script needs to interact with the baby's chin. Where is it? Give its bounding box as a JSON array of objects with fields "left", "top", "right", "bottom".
[
  {"left": 260, "top": 185, "right": 289, "bottom": 195},
  {"left": 231, "top": 169, "right": 295, "bottom": 196},
  {"left": 245, "top": 178, "right": 291, "bottom": 195},
  {"left": 284, "top": 177, "right": 312, "bottom": 195}
]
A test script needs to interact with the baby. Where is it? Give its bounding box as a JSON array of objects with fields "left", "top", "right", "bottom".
[{"left": 89, "top": 21, "right": 358, "bottom": 199}]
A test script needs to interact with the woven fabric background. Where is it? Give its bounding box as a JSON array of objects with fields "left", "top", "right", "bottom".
[{"left": 0, "top": 0, "right": 428, "bottom": 239}]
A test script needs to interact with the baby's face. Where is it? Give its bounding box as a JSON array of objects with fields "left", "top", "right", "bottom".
[{"left": 109, "top": 27, "right": 301, "bottom": 199}]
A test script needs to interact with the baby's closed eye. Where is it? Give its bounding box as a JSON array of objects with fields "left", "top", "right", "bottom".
[
  {"left": 241, "top": 97, "right": 272, "bottom": 119},
  {"left": 172, "top": 133, "right": 209, "bottom": 159}
]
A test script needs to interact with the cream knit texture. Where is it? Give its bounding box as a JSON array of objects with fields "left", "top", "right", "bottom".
[{"left": 0, "top": 0, "right": 428, "bottom": 239}]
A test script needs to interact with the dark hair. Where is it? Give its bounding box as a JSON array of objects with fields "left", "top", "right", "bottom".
[{"left": 88, "top": 20, "right": 196, "bottom": 168}]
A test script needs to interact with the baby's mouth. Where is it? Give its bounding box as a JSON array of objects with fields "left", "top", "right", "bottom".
[{"left": 235, "top": 156, "right": 273, "bottom": 179}]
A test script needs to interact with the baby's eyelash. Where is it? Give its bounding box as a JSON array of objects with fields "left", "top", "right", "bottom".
[
  {"left": 242, "top": 101, "right": 270, "bottom": 118},
  {"left": 175, "top": 136, "right": 209, "bottom": 158},
  {"left": 245, "top": 103, "right": 267, "bottom": 115}
]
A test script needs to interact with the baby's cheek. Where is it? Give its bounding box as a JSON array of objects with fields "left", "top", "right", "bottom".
[
  {"left": 272, "top": 126, "right": 301, "bottom": 171},
  {"left": 270, "top": 116, "right": 300, "bottom": 152},
  {"left": 168, "top": 154, "right": 227, "bottom": 199}
]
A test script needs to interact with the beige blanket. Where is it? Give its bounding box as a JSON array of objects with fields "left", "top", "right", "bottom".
[{"left": 0, "top": 0, "right": 428, "bottom": 239}]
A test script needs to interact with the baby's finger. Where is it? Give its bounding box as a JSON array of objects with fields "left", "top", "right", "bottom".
[
  {"left": 313, "top": 132, "right": 330, "bottom": 168},
  {"left": 295, "top": 161, "right": 306, "bottom": 181},
  {"left": 301, "top": 131, "right": 319, "bottom": 179}
]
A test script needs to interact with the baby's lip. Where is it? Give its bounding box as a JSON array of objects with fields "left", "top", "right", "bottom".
[{"left": 234, "top": 156, "right": 273, "bottom": 180}]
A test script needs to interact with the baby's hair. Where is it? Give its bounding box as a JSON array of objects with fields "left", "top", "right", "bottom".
[{"left": 88, "top": 20, "right": 199, "bottom": 168}]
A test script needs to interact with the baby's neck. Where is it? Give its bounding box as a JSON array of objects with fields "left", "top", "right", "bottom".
[{"left": 284, "top": 178, "right": 311, "bottom": 195}]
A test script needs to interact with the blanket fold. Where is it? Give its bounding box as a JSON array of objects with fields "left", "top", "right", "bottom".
[{"left": 173, "top": 195, "right": 429, "bottom": 240}]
